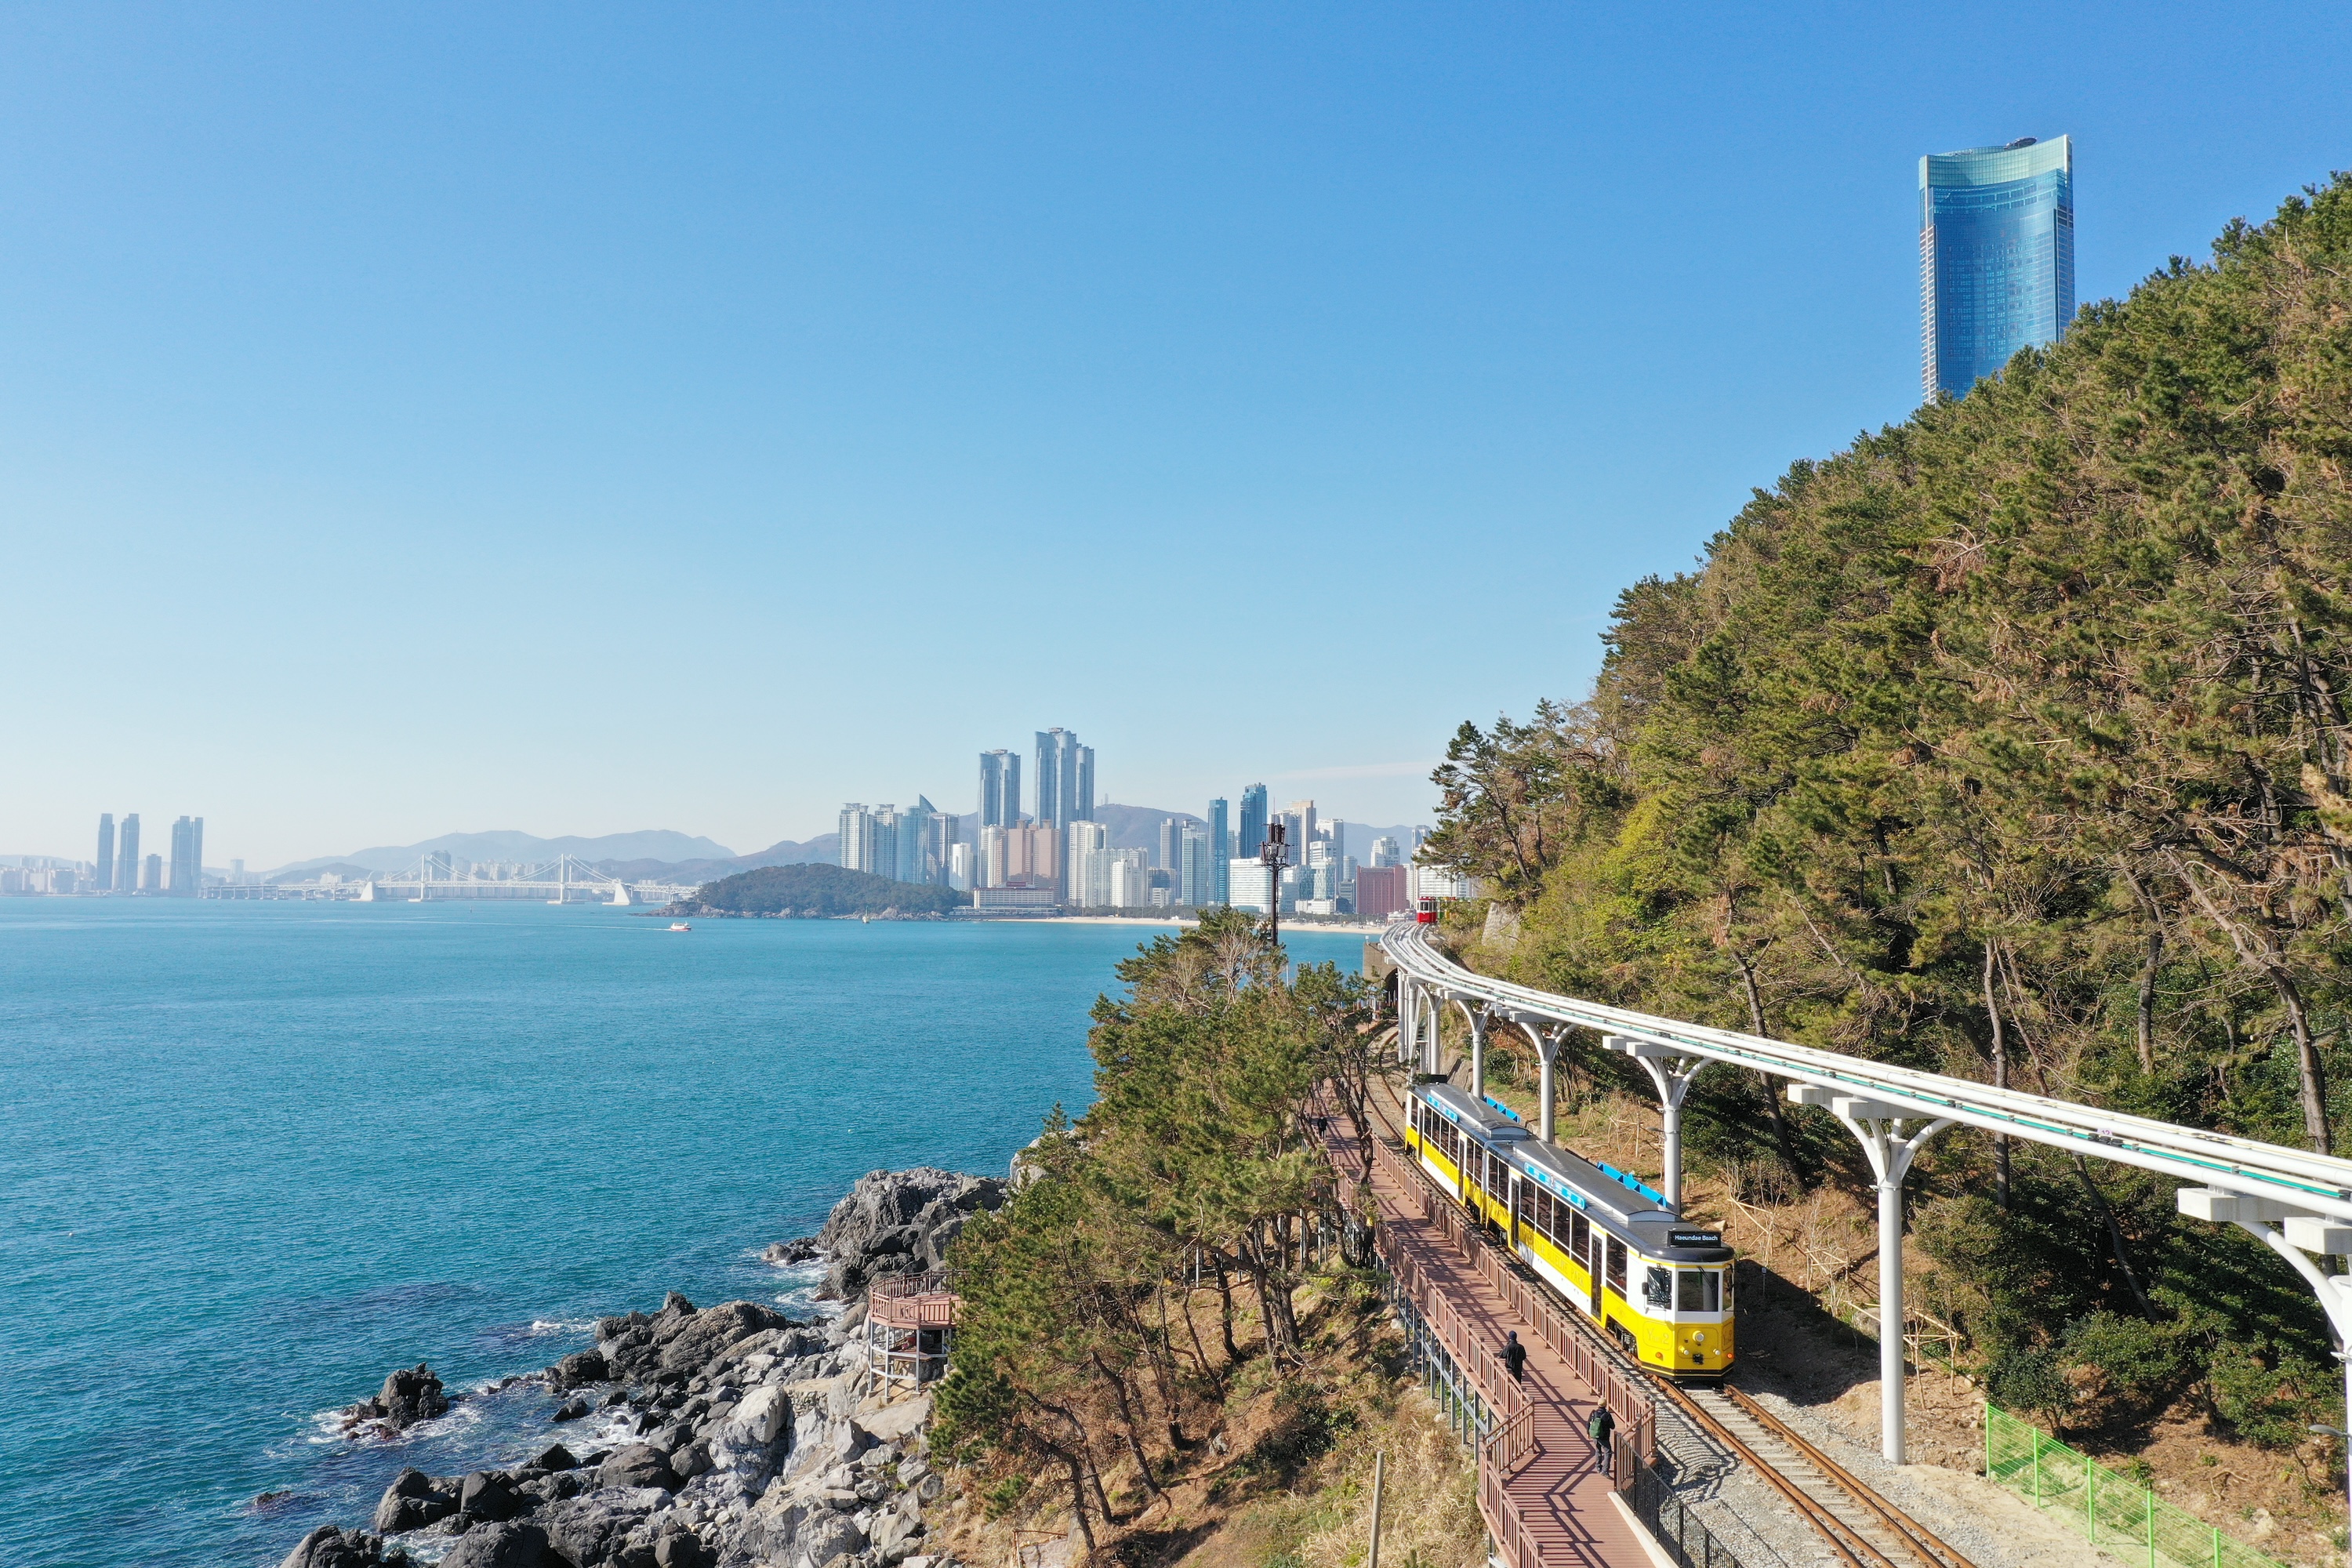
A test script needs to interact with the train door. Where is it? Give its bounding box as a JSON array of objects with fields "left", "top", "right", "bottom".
[
  {"left": 1590, "top": 1229, "right": 1606, "bottom": 1315},
  {"left": 1508, "top": 1172, "right": 1522, "bottom": 1250}
]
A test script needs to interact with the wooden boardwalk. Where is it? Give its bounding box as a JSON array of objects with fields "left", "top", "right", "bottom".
[{"left": 1312, "top": 1089, "right": 1659, "bottom": 1568}]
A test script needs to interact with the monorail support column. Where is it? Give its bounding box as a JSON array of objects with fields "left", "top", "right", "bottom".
[
  {"left": 2176, "top": 1188, "right": 2352, "bottom": 1567},
  {"left": 1512, "top": 1018, "right": 1566, "bottom": 1144},
  {"left": 1603, "top": 1035, "right": 1707, "bottom": 1212},
  {"left": 1791, "top": 1085, "right": 1954, "bottom": 1465},
  {"left": 1398, "top": 982, "right": 1417, "bottom": 1069},
  {"left": 1457, "top": 1002, "right": 1488, "bottom": 1102}
]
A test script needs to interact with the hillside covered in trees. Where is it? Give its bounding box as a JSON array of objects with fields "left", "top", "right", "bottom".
[
  {"left": 926, "top": 913, "right": 1475, "bottom": 1568},
  {"left": 1421, "top": 176, "right": 2352, "bottom": 1464},
  {"left": 684, "top": 862, "right": 965, "bottom": 917}
]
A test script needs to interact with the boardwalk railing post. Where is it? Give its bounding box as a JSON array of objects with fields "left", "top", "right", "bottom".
[{"left": 1367, "top": 1450, "right": 1385, "bottom": 1568}]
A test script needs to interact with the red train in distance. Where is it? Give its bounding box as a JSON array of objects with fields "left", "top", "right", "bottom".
[{"left": 1414, "top": 895, "right": 1440, "bottom": 924}]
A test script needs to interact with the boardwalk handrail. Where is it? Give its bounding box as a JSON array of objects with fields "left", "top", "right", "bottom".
[
  {"left": 1369, "top": 1115, "right": 1657, "bottom": 1465},
  {"left": 1382, "top": 920, "right": 2352, "bottom": 1221}
]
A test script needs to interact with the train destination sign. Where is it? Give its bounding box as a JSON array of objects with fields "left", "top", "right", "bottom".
[{"left": 1667, "top": 1229, "right": 1722, "bottom": 1248}]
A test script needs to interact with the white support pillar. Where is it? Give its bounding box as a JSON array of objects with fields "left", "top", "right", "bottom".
[
  {"left": 1461, "top": 1002, "right": 1488, "bottom": 1102},
  {"left": 1397, "top": 982, "right": 1417, "bottom": 1069},
  {"left": 1603, "top": 1034, "right": 1708, "bottom": 1213},
  {"left": 2178, "top": 1188, "right": 2352, "bottom": 1566},
  {"left": 1790, "top": 1085, "right": 1955, "bottom": 1464},
  {"left": 1512, "top": 1019, "right": 1565, "bottom": 1144}
]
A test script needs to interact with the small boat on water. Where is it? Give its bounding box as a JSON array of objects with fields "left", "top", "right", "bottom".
[{"left": 670, "top": 921, "right": 691, "bottom": 932}]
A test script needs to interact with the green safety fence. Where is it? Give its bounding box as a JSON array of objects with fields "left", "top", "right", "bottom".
[{"left": 1984, "top": 1403, "right": 2288, "bottom": 1568}]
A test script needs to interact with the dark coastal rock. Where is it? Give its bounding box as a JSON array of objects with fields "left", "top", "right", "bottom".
[
  {"left": 278, "top": 1525, "right": 405, "bottom": 1568},
  {"left": 339, "top": 1364, "right": 451, "bottom": 1435},
  {"left": 534, "top": 1443, "right": 579, "bottom": 1472},
  {"left": 540, "top": 1488, "right": 666, "bottom": 1566},
  {"left": 760, "top": 1236, "right": 819, "bottom": 1265},
  {"left": 459, "top": 1471, "right": 523, "bottom": 1522},
  {"left": 652, "top": 1522, "right": 716, "bottom": 1568},
  {"left": 369, "top": 1468, "right": 456, "bottom": 1534},
  {"left": 815, "top": 1167, "right": 1005, "bottom": 1298},
  {"left": 553, "top": 1396, "right": 591, "bottom": 1422},
  {"left": 550, "top": 1349, "right": 608, "bottom": 1389},
  {"left": 598, "top": 1443, "right": 678, "bottom": 1492},
  {"left": 441, "top": 1521, "right": 549, "bottom": 1568}
]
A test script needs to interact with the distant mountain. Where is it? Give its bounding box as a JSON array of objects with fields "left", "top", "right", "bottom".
[{"left": 267, "top": 829, "right": 736, "bottom": 880}]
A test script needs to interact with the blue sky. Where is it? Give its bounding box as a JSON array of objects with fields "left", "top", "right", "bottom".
[{"left": 5, "top": 3, "right": 2348, "bottom": 867}]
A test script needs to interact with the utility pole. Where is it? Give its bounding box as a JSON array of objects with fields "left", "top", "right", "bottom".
[{"left": 1260, "top": 820, "right": 1290, "bottom": 946}]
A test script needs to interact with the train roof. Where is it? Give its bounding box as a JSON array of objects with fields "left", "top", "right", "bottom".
[
  {"left": 1409, "top": 1080, "right": 1730, "bottom": 1261},
  {"left": 1414, "top": 1081, "right": 1531, "bottom": 1143}
]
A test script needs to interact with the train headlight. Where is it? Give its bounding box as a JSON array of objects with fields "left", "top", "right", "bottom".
[{"left": 1689, "top": 1330, "right": 1707, "bottom": 1346}]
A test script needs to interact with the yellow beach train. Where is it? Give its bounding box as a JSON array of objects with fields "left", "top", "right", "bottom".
[{"left": 1403, "top": 1081, "right": 1734, "bottom": 1378}]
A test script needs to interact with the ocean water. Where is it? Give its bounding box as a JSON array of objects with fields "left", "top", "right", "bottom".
[{"left": 0, "top": 900, "right": 1368, "bottom": 1568}]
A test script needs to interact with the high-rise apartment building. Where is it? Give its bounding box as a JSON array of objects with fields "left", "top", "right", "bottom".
[
  {"left": 1921, "top": 136, "right": 2074, "bottom": 400},
  {"left": 140, "top": 852, "right": 162, "bottom": 892},
  {"left": 838, "top": 804, "right": 902, "bottom": 877},
  {"left": 1180, "top": 825, "right": 1213, "bottom": 907},
  {"left": 1207, "top": 798, "right": 1230, "bottom": 906},
  {"left": 978, "top": 750, "right": 1022, "bottom": 829},
  {"left": 1370, "top": 835, "right": 1402, "bottom": 868},
  {"left": 1109, "top": 851, "right": 1152, "bottom": 909},
  {"left": 1032, "top": 729, "right": 1094, "bottom": 829},
  {"left": 96, "top": 815, "right": 115, "bottom": 892},
  {"left": 116, "top": 815, "right": 141, "bottom": 892},
  {"left": 1238, "top": 785, "right": 1268, "bottom": 861},
  {"left": 1356, "top": 865, "right": 1409, "bottom": 921},
  {"left": 1228, "top": 859, "right": 1279, "bottom": 915},
  {"left": 1281, "top": 801, "right": 1316, "bottom": 865},
  {"left": 166, "top": 815, "right": 204, "bottom": 895}
]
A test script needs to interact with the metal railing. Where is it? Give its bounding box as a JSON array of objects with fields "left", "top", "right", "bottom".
[
  {"left": 1624, "top": 1456, "right": 1753, "bottom": 1568},
  {"left": 1985, "top": 1404, "right": 2287, "bottom": 1568},
  {"left": 1365, "top": 1118, "right": 1657, "bottom": 1465}
]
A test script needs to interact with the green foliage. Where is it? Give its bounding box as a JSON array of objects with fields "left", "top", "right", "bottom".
[
  {"left": 934, "top": 916, "right": 1371, "bottom": 1544},
  {"left": 1987, "top": 1345, "right": 2075, "bottom": 1431},
  {"left": 2207, "top": 1342, "right": 2327, "bottom": 1450},
  {"left": 1427, "top": 172, "right": 2352, "bottom": 1427},
  {"left": 689, "top": 862, "right": 964, "bottom": 916}
]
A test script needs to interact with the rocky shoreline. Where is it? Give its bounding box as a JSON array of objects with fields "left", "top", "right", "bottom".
[{"left": 279, "top": 1167, "right": 1005, "bottom": 1568}]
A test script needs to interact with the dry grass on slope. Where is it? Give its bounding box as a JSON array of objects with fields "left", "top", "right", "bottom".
[{"left": 928, "top": 1271, "right": 1485, "bottom": 1568}]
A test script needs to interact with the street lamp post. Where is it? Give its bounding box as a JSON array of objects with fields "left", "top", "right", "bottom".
[{"left": 1260, "top": 822, "right": 1290, "bottom": 945}]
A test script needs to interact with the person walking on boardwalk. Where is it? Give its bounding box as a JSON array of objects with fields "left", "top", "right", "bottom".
[
  {"left": 1503, "top": 1330, "right": 1526, "bottom": 1383},
  {"left": 1588, "top": 1403, "right": 1616, "bottom": 1475}
]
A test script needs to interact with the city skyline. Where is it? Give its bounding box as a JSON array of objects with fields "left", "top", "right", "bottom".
[{"left": 7, "top": 9, "right": 2349, "bottom": 869}]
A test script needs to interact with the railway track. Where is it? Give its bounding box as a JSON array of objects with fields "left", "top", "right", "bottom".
[
  {"left": 1663, "top": 1381, "right": 1976, "bottom": 1568},
  {"left": 1349, "top": 1071, "right": 1980, "bottom": 1568}
]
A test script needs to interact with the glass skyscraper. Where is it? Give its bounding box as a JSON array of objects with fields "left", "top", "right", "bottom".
[
  {"left": 978, "top": 750, "right": 1021, "bottom": 828},
  {"left": 1237, "top": 784, "right": 1268, "bottom": 863},
  {"left": 1032, "top": 729, "right": 1094, "bottom": 829},
  {"left": 1920, "top": 136, "right": 2073, "bottom": 400},
  {"left": 1207, "top": 797, "right": 1229, "bottom": 906}
]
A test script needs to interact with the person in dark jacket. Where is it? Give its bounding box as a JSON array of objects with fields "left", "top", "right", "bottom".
[
  {"left": 1588, "top": 1403, "right": 1616, "bottom": 1472},
  {"left": 1503, "top": 1330, "right": 1526, "bottom": 1382}
]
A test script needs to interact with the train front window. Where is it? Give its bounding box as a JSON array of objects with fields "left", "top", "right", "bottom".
[
  {"left": 1642, "top": 1267, "right": 1672, "bottom": 1308},
  {"left": 1676, "top": 1269, "right": 1721, "bottom": 1312}
]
